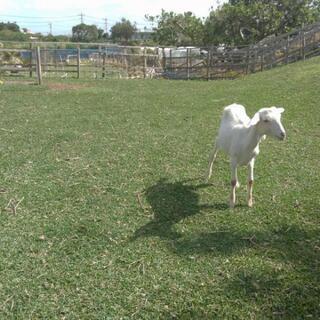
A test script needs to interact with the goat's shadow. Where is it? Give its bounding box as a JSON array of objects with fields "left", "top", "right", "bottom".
[{"left": 133, "top": 178, "right": 228, "bottom": 240}]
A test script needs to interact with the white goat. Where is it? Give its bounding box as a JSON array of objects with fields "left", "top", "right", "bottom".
[{"left": 206, "top": 103, "right": 286, "bottom": 208}]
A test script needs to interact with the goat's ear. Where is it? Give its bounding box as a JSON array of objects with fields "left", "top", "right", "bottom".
[
  {"left": 250, "top": 112, "right": 260, "bottom": 126},
  {"left": 277, "top": 107, "right": 285, "bottom": 113}
]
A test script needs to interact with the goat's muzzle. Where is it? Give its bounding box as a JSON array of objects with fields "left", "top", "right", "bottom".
[{"left": 279, "top": 131, "right": 286, "bottom": 140}]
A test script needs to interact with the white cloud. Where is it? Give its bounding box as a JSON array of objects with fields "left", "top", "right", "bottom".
[
  {"left": 109, "top": 0, "right": 221, "bottom": 19},
  {"left": 25, "top": 0, "right": 107, "bottom": 17},
  {"left": 0, "top": 0, "right": 19, "bottom": 12}
]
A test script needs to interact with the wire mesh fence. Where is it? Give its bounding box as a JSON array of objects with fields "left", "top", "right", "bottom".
[{"left": 1, "top": 22, "right": 320, "bottom": 83}]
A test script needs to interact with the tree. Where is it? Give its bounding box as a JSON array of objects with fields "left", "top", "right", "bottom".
[
  {"left": 41, "top": 34, "right": 70, "bottom": 42},
  {"left": 204, "top": 2, "right": 282, "bottom": 45},
  {"left": 204, "top": 0, "right": 320, "bottom": 45},
  {"left": 0, "top": 21, "right": 28, "bottom": 41},
  {"left": 72, "top": 23, "right": 102, "bottom": 42},
  {"left": 110, "top": 18, "right": 137, "bottom": 43},
  {"left": 146, "top": 10, "right": 205, "bottom": 46},
  {"left": 0, "top": 21, "right": 20, "bottom": 32},
  {"left": 0, "top": 29, "right": 28, "bottom": 41}
]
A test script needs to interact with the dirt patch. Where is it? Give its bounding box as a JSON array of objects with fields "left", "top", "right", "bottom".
[
  {"left": 0, "top": 80, "right": 89, "bottom": 90},
  {"left": 46, "top": 82, "right": 89, "bottom": 91},
  {"left": 0, "top": 79, "right": 88, "bottom": 91},
  {"left": 2, "top": 80, "right": 36, "bottom": 85}
]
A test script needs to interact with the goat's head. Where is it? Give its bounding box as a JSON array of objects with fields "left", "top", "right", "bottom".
[{"left": 251, "top": 107, "right": 286, "bottom": 140}]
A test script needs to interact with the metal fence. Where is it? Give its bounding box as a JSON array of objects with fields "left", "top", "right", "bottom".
[{"left": 1, "top": 21, "right": 320, "bottom": 83}]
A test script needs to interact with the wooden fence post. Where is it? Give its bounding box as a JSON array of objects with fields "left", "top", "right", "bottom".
[
  {"left": 143, "top": 47, "right": 147, "bottom": 79},
  {"left": 54, "top": 44, "right": 58, "bottom": 74},
  {"left": 77, "top": 46, "right": 81, "bottom": 78},
  {"left": 187, "top": 48, "right": 190, "bottom": 80},
  {"left": 299, "top": 31, "right": 306, "bottom": 60},
  {"left": 124, "top": 48, "right": 128, "bottom": 77},
  {"left": 35, "top": 46, "right": 42, "bottom": 85},
  {"left": 43, "top": 45, "right": 47, "bottom": 73},
  {"left": 302, "top": 31, "right": 306, "bottom": 60},
  {"left": 102, "top": 52, "right": 106, "bottom": 78},
  {"left": 246, "top": 47, "right": 250, "bottom": 74},
  {"left": 252, "top": 48, "right": 257, "bottom": 73},
  {"left": 77, "top": 45, "right": 81, "bottom": 79},
  {"left": 226, "top": 49, "right": 231, "bottom": 78},
  {"left": 162, "top": 47, "right": 166, "bottom": 70},
  {"left": 285, "top": 36, "right": 290, "bottom": 64},
  {"left": 29, "top": 43, "right": 33, "bottom": 78},
  {"left": 260, "top": 47, "right": 264, "bottom": 71},
  {"left": 206, "top": 47, "right": 211, "bottom": 81}
]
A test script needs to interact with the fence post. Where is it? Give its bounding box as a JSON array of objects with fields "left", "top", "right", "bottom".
[
  {"left": 35, "top": 46, "right": 42, "bottom": 85},
  {"left": 54, "top": 43, "right": 58, "bottom": 74},
  {"left": 285, "top": 36, "right": 290, "bottom": 64},
  {"left": 124, "top": 48, "right": 128, "bottom": 77},
  {"left": 206, "top": 47, "right": 211, "bottom": 81},
  {"left": 143, "top": 47, "right": 147, "bottom": 79},
  {"left": 252, "top": 48, "right": 257, "bottom": 73},
  {"left": 98, "top": 45, "right": 102, "bottom": 65},
  {"left": 187, "top": 48, "right": 190, "bottom": 80},
  {"left": 102, "top": 52, "right": 106, "bottom": 78},
  {"left": 302, "top": 31, "right": 306, "bottom": 60},
  {"left": 77, "top": 45, "right": 80, "bottom": 79},
  {"left": 43, "top": 45, "right": 47, "bottom": 73},
  {"left": 260, "top": 47, "right": 264, "bottom": 71},
  {"left": 162, "top": 47, "right": 166, "bottom": 70},
  {"left": 226, "top": 49, "right": 231, "bottom": 78},
  {"left": 246, "top": 47, "right": 250, "bottom": 74},
  {"left": 29, "top": 43, "right": 33, "bottom": 78}
]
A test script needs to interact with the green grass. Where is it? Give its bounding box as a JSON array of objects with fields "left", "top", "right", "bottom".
[{"left": 0, "top": 57, "right": 319, "bottom": 319}]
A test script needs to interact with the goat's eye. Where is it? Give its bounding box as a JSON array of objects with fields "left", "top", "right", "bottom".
[{"left": 263, "top": 119, "right": 269, "bottom": 123}]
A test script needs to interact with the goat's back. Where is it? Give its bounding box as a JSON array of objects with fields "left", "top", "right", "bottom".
[
  {"left": 216, "top": 104, "right": 250, "bottom": 153},
  {"left": 221, "top": 103, "right": 250, "bottom": 127}
]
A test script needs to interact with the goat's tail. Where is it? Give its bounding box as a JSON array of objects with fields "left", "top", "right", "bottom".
[{"left": 205, "top": 142, "right": 218, "bottom": 183}]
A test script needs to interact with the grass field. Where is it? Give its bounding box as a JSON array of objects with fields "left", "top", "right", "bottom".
[{"left": 0, "top": 56, "right": 319, "bottom": 319}]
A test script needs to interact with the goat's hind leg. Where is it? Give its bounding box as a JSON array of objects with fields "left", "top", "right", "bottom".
[
  {"left": 230, "top": 159, "right": 238, "bottom": 208},
  {"left": 247, "top": 159, "right": 255, "bottom": 207},
  {"left": 205, "top": 140, "right": 218, "bottom": 182}
]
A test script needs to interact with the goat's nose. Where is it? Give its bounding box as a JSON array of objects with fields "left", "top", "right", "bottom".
[{"left": 280, "top": 131, "right": 286, "bottom": 140}]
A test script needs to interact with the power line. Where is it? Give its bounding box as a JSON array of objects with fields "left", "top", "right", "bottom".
[
  {"left": 10, "top": 19, "right": 78, "bottom": 25},
  {"left": 0, "top": 14, "right": 79, "bottom": 20},
  {"left": 0, "top": 12, "right": 153, "bottom": 35},
  {"left": 0, "top": 13, "right": 152, "bottom": 26}
]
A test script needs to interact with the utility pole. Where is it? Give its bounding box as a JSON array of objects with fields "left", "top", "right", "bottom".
[
  {"left": 80, "top": 12, "right": 84, "bottom": 24},
  {"left": 104, "top": 18, "right": 108, "bottom": 33},
  {"left": 48, "top": 22, "right": 52, "bottom": 35}
]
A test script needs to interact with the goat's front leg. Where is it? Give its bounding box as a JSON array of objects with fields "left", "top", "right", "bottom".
[
  {"left": 230, "top": 160, "right": 238, "bottom": 208},
  {"left": 247, "top": 159, "right": 255, "bottom": 207},
  {"left": 206, "top": 141, "right": 218, "bottom": 182}
]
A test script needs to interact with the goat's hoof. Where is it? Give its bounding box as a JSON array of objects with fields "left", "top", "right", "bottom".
[
  {"left": 248, "top": 199, "right": 253, "bottom": 207},
  {"left": 229, "top": 202, "right": 235, "bottom": 209}
]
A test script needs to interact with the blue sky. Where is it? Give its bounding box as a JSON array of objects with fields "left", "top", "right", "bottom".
[{"left": 0, "top": 0, "right": 226, "bottom": 35}]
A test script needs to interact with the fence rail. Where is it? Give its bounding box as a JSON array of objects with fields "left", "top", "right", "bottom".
[{"left": 1, "top": 22, "right": 320, "bottom": 83}]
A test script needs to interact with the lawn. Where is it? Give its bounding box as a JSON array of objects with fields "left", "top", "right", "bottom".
[{"left": 0, "top": 57, "right": 319, "bottom": 319}]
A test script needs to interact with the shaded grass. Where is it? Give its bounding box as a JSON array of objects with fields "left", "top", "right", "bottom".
[{"left": 0, "top": 57, "right": 319, "bottom": 319}]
